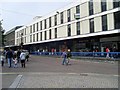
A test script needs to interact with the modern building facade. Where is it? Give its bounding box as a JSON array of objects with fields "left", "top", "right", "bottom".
[
  {"left": 15, "top": 0, "right": 120, "bottom": 53},
  {"left": 4, "top": 26, "right": 23, "bottom": 49}
]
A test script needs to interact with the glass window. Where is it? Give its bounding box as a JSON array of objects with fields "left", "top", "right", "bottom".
[
  {"left": 68, "top": 24, "right": 71, "bottom": 36},
  {"left": 40, "top": 21, "right": 42, "bottom": 30},
  {"left": 30, "top": 25, "right": 32, "bottom": 33},
  {"left": 36, "top": 33, "right": 38, "bottom": 41},
  {"left": 44, "top": 31, "right": 47, "bottom": 40},
  {"left": 101, "top": 0, "right": 107, "bottom": 12},
  {"left": 113, "top": 0, "right": 120, "bottom": 8},
  {"left": 67, "top": 9, "right": 71, "bottom": 22},
  {"left": 44, "top": 19, "right": 47, "bottom": 29},
  {"left": 33, "top": 24, "right": 35, "bottom": 32},
  {"left": 49, "top": 29, "right": 51, "bottom": 39},
  {"left": 76, "top": 5, "right": 80, "bottom": 13},
  {"left": 49, "top": 17, "right": 51, "bottom": 27},
  {"left": 60, "top": 12, "right": 64, "bottom": 24},
  {"left": 37, "top": 23, "right": 38, "bottom": 31},
  {"left": 89, "top": 0, "right": 94, "bottom": 15},
  {"left": 114, "top": 11, "right": 120, "bottom": 29},
  {"left": 54, "top": 15, "right": 57, "bottom": 26},
  {"left": 30, "top": 35, "right": 32, "bottom": 42},
  {"left": 102, "top": 15, "right": 107, "bottom": 31},
  {"left": 33, "top": 34, "right": 35, "bottom": 42},
  {"left": 89, "top": 18, "right": 94, "bottom": 33},
  {"left": 76, "top": 22, "right": 80, "bottom": 35},
  {"left": 55, "top": 28, "right": 57, "bottom": 38},
  {"left": 40, "top": 32, "right": 42, "bottom": 41}
]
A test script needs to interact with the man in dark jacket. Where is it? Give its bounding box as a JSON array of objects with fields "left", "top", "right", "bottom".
[{"left": 6, "top": 48, "right": 13, "bottom": 68}]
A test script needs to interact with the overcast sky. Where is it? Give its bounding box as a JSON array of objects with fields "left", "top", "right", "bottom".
[{"left": 0, "top": 0, "right": 74, "bottom": 32}]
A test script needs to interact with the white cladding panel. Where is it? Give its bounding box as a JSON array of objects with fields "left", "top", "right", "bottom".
[
  {"left": 94, "top": 16, "right": 102, "bottom": 32},
  {"left": 71, "top": 23, "right": 76, "bottom": 36},
  {"left": 80, "top": 19, "right": 89, "bottom": 34},
  {"left": 80, "top": 2, "right": 89, "bottom": 18},
  {"left": 58, "top": 26, "right": 67, "bottom": 38},
  {"left": 93, "top": 0, "right": 101, "bottom": 14},
  {"left": 107, "top": 0, "right": 113, "bottom": 10},
  {"left": 51, "top": 29, "right": 55, "bottom": 39},
  {"left": 71, "top": 7, "right": 76, "bottom": 21},
  {"left": 107, "top": 13, "right": 114, "bottom": 30},
  {"left": 64, "top": 10, "right": 67, "bottom": 23}
]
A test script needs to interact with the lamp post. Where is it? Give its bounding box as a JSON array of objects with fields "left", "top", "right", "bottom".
[{"left": 20, "top": 33, "right": 23, "bottom": 49}]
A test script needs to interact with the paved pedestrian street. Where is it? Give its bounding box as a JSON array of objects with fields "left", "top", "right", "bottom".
[{"left": 1, "top": 55, "right": 119, "bottom": 88}]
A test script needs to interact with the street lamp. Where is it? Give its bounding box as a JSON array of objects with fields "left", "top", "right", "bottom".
[{"left": 20, "top": 33, "right": 23, "bottom": 49}]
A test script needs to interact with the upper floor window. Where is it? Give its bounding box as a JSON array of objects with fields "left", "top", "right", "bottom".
[
  {"left": 76, "top": 22, "right": 80, "bottom": 35},
  {"left": 102, "top": 15, "right": 107, "bottom": 31},
  {"left": 33, "top": 24, "right": 35, "bottom": 32},
  {"left": 40, "top": 32, "right": 42, "bottom": 41},
  {"left": 114, "top": 11, "right": 120, "bottom": 29},
  {"left": 54, "top": 15, "right": 57, "bottom": 26},
  {"left": 37, "top": 23, "right": 39, "bottom": 31},
  {"left": 89, "top": 18, "right": 94, "bottom": 33},
  {"left": 89, "top": 0, "right": 94, "bottom": 15},
  {"left": 44, "top": 31, "right": 47, "bottom": 40},
  {"left": 30, "top": 25, "right": 32, "bottom": 33},
  {"left": 60, "top": 12, "right": 64, "bottom": 24},
  {"left": 33, "top": 34, "right": 35, "bottom": 42},
  {"left": 49, "top": 29, "right": 51, "bottom": 39},
  {"left": 36, "top": 33, "right": 38, "bottom": 41},
  {"left": 113, "top": 0, "right": 120, "bottom": 8},
  {"left": 55, "top": 28, "right": 57, "bottom": 38},
  {"left": 49, "top": 17, "right": 51, "bottom": 27},
  {"left": 68, "top": 24, "right": 71, "bottom": 36},
  {"left": 30, "top": 35, "right": 32, "bottom": 42},
  {"left": 76, "top": 5, "right": 80, "bottom": 13},
  {"left": 67, "top": 9, "right": 71, "bottom": 22},
  {"left": 40, "top": 21, "right": 42, "bottom": 30},
  {"left": 101, "top": 0, "right": 107, "bottom": 12},
  {"left": 44, "top": 19, "right": 47, "bottom": 29}
]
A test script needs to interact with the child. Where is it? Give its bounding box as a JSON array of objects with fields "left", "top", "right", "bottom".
[{"left": 1, "top": 53, "right": 5, "bottom": 67}]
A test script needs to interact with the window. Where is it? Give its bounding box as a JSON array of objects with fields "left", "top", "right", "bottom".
[
  {"left": 30, "top": 35, "right": 32, "bottom": 42},
  {"left": 40, "top": 32, "right": 42, "bottom": 41},
  {"left": 60, "top": 12, "right": 64, "bottom": 24},
  {"left": 76, "top": 5, "right": 80, "bottom": 13},
  {"left": 30, "top": 25, "right": 32, "bottom": 33},
  {"left": 102, "top": 15, "right": 107, "bottom": 31},
  {"left": 49, "top": 29, "right": 51, "bottom": 39},
  {"left": 49, "top": 17, "right": 51, "bottom": 27},
  {"left": 89, "top": 0, "right": 93, "bottom": 15},
  {"left": 37, "top": 23, "right": 39, "bottom": 31},
  {"left": 33, "top": 24, "right": 35, "bottom": 32},
  {"left": 89, "top": 18, "right": 94, "bottom": 33},
  {"left": 114, "top": 11, "right": 120, "bottom": 29},
  {"left": 44, "top": 31, "right": 47, "bottom": 40},
  {"left": 68, "top": 24, "right": 71, "bottom": 36},
  {"left": 44, "top": 19, "right": 47, "bottom": 29},
  {"left": 101, "top": 0, "right": 107, "bottom": 12},
  {"left": 54, "top": 15, "right": 57, "bottom": 26},
  {"left": 24, "top": 28, "right": 26, "bottom": 35},
  {"left": 76, "top": 22, "right": 80, "bottom": 35},
  {"left": 67, "top": 9, "right": 71, "bottom": 22},
  {"left": 40, "top": 21, "right": 42, "bottom": 30},
  {"left": 55, "top": 28, "right": 57, "bottom": 38},
  {"left": 113, "top": 0, "right": 120, "bottom": 8},
  {"left": 33, "top": 34, "right": 35, "bottom": 42},
  {"left": 36, "top": 33, "right": 38, "bottom": 41}
]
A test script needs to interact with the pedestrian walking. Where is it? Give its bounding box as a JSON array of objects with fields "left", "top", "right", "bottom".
[
  {"left": 66, "top": 49, "right": 72, "bottom": 65},
  {"left": 6, "top": 48, "right": 13, "bottom": 68},
  {"left": 17, "top": 49, "right": 21, "bottom": 63},
  {"left": 61, "top": 50, "right": 67, "bottom": 65},
  {"left": 1, "top": 53, "right": 5, "bottom": 67},
  {"left": 20, "top": 50, "right": 26, "bottom": 68},
  {"left": 13, "top": 51, "right": 18, "bottom": 68},
  {"left": 106, "top": 47, "right": 110, "bottom": 58},
  {"left": 25, "top": 50, "right": 29, "bottom": 61}
]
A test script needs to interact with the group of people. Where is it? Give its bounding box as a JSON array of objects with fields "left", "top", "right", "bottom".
[
  {"left": 61, "top": 49, "right": 72, "bottom": 65},
  {"left": 1, "top": 48, "right": 29, "bottom": 68}
]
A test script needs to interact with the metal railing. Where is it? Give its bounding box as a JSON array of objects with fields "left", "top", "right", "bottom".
[{"left": 30, "top": 51, "right": 120, "bottom": 58}]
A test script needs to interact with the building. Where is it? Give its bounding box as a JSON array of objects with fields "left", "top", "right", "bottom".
[
  {"left": 15, "top": 0, "right": 120, "bottom": 53},
  {"left": 4, "top": 26, "right": 23, "bottom": 50}
]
